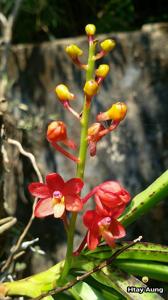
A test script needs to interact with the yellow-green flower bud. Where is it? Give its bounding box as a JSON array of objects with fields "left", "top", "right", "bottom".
[
  {"left": 85, "top": 24, "right": 96, "bottom": 36},
  {"left": 95, "top": 64, "right": 110, "bottom": 78},
  {"left": 100, "top": 39, "right": 116, "bottom": 52},
  {"left": 55, "top": 84, "right": 75, "bottom": 101},
  {"left": 65, "top": 44, "right": 83, "bottom": 59},
  {"left": 83, "top": 80, "right": 99, "bottom": 97},
  {"left": 106, "top": 102, "right": 127, "bottom": 121},
  {"left": 97, "top": 102, "right": 127, "bottom": 122}
]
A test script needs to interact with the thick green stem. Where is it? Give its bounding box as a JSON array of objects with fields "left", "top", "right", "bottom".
[{"left": 60, "top": 40, "right": 96, "bottom": 281}]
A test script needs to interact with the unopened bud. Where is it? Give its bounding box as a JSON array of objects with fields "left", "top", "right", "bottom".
[
  {"left": 85, "top": 24, "right": 96, "bottom": 36},
  {"left": 83, "top": 80, "right": 99, "bottom": 97},
  {"left": 55, "top": 84, "right": 75, "bottom": 101},
  {"left": 107, "top": 102, "right": 127, "bottom": 121},
  {"left": 100, "top": 39, "right": 116, "bottom": 52},
  {"left": 95, "top": 64, "right": 110, "bottom": 78},
  {"left": 47, "top": 121, "right": 67, "bottom": 142},
  {"left": 65, "top": 44, "right": 83, "bottom": 59},
  {"left": 97, "top": 102, "right": 127, "bottom": 122}
]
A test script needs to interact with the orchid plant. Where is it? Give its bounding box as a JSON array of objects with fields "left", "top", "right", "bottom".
[{"left": 1, "top": 24, "right": 168, "bottom": 300}]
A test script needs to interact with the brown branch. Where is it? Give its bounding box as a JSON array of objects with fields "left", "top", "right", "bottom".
[
  {"left": 1, "top": 139, "right": 43, "bottom": 272},
  {"left": 31, "top": 236, "right": 142, "bottom": 300},
  {"left": 7, "top": 138, "right": 43, "bottom": 183},
  {"left": 0, "top": 217, "right": 17, "bottom": 235}
]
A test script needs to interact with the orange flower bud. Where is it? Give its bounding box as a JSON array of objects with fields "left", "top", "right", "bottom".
[
  {"left": 85, "top": 24, "right": 96, "bottom": 36},
  {"left": 55, "top": 84, "right": 75, "bottom": 101},
  {"left": 83, "top": 80, "right": 99, "bottom": 97},
  {"left": 65, "top": 44, "right": 83, "bottom": 59},
  {"left": 95, "top": 64, "right": 110, "bottom": 78},
  {"left": 100, "top": 39, "right": 116, "bottom": 52},
  {"left": 47, "top": 121, "right": 67, "bottom": 143}
]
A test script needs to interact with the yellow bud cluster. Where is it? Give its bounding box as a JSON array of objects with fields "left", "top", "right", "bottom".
[
  {"left": 65, "top": 44, "right": 83, "bottom": 59},
  {"left": 95, "top": 64, "right": 110, "bottom": 78},
  {"left": 100, "top": 39, "right": 116, "bottom": 52},
  {"left": 55, "top": 84, "right": 75, "bottom": 101},
  {"left": 83, "top": 80, "right": 99, "bottom": 97},
  {"left": 85, "top": 24, "right": 96, "bottom": 36}
]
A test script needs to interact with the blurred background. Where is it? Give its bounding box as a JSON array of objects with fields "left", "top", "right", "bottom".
[{"left": 0, "top": 0, "right": 168, "bottom": 281}]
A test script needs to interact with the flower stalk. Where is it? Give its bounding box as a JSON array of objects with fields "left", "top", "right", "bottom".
[{"left": 60, "top": 34, "right": 96, "bottom": 282}]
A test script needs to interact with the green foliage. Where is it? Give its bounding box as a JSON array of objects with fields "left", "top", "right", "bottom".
[{"left": 0, "top": 0, "right": 167, "bottom": 43}]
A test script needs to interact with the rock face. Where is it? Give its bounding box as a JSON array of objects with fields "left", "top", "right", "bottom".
[{"left": 1, "top": 23, "right": 168, "bottom": 271}]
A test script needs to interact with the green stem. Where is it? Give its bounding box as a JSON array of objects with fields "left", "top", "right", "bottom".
[{"left": 60, "top": 40, "right": 96, "bottom": 282}]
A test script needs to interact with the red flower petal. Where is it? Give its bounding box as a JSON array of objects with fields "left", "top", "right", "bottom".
[
  {"left": 34, "top": 198, "right": 53, "bottom": 218},
  {"left": 110, "top": 205, "right": 126, "bottom": 218},
  {"left": 96, "top": 191, "right": 121, "bottom": 207},
  {"left": 83, "top": 210, "right": 96, "bottom": 228},
  {"left": 46, "top": 173, "right": 64, "bottom": 192},
  {"left": 28, "top": 183, "right": 51, "bottom": 198},
  {"left": 109, "top": 219, "right": 126, "bottom": 239},
  {"left": 119, "top": 190, "right": 131, "bottom": 203},
  {"left": 65, "top": 195, "right": 83, "bottom": 212},
  {"left": 63, "top": 178, "right": 84, "bottom": 195},
  {"left": 99, "top": 181, "right": 121, "bottom": 193},
  {"left": 87, "top": 230, "right": 100, "bottom": 250},
  {"left": 95, "top": 195, "right": 106, "bottom": 215}
]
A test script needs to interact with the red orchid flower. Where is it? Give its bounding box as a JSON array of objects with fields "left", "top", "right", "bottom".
[
  {"left": 28, "top": 173, "right": 83, "bottom": 218},
  {"left": 83, "top": 210, "right": 126, "bottom": 250},
  {"left": 82, "top": 181, "right": 131, "bottom": 218}
]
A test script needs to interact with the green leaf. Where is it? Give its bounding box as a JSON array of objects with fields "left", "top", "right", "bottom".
[
  {"left": 92, "top": 267, "right": 164, "bottom": 300},
  {"left": 119, "top": 170, "right": 168, "bottom": 226},
  {"left": 75, "top": 259, "right": 164, "bottom": 299},
  {"left": 71, "top": 281, "right": 107, "bottom": 300},
  {"left": 113, "top": 260, "right": 168, "bottom": 282},
  {"left": 84, "top": 276, "right": 125, "bottom": 300},
  {"left": 83, "top": 242, "right": 168, "bottom": 263}
]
